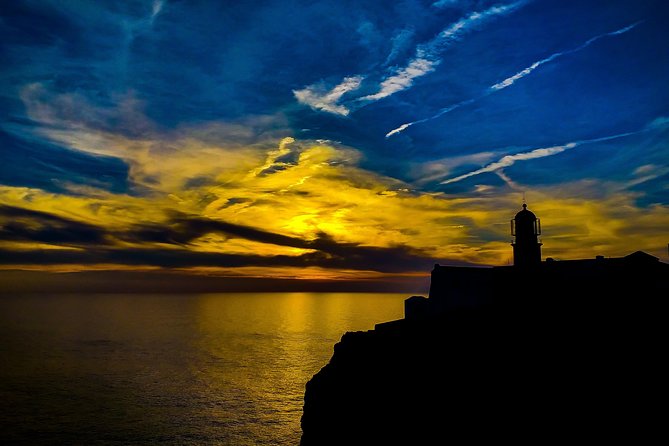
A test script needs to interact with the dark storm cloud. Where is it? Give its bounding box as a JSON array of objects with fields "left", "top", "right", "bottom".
[
  {"left": 121, "top": 215, "right": 455, "bottom": 272},
  {"left": 121, "top": 216, "right": 317, "bottom": 248},
  {"left": 0, "top": 206, "right": 458, "bottom": 271},
  {"left": 0, "top": 205, "right": 108, "bottom": 245},
  {"left": 0, "top": 244, "right": 447, "bottom": 273}
]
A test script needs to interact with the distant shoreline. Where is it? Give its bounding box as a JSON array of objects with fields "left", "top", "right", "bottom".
[{"left": 0, "top": 269, "right": 430, "bottom": 294}]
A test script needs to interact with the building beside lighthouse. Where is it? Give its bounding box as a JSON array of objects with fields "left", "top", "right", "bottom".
[{"left": 404, "top": 203, "right": 668, "bottom": 320}]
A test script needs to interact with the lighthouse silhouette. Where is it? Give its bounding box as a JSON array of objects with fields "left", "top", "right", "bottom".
[{"left": 511, "top": 203, "right": 542, "bottom": 266}]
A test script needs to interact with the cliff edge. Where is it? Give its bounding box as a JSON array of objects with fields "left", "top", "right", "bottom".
[{"left": 301, "top": 284, "right": 665, "bottom": 444}]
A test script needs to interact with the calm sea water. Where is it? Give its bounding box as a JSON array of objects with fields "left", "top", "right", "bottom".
[{"left": 0, "top": 293, "right": 408, "bottom": 445}]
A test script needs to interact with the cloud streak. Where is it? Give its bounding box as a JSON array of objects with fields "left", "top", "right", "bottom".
[
  {"left": 383, "top": 28, "right": 415, "bottom": 66},
  {"left": 361, "top": 1, "right": 526, "bottom": 102},
  {"left": 440, "top": 129, "right": 643, "bottom": 185},
  {"left": 387, "top": 21, "right": 641, "bottom": 137},
  {"left": 295, "top": 1, "right": 526, "bottom": 114},
  {"left": 293, "top": 76, "right": 364, "bottom": 116},
  {"left": 490, "top": 21, "right": 641, "bottom": 91},
  {"left": 360, "top": 58, "right": 437, "bottom": 102},
  {"left": 385, "top": 99, "right": 475, "bottom": 137},
  {"left": 432, "top": 0, "right": 464, "bottom": 9},
  {"left": 151, "top": 0, "right": 164, "bottom": 21}
]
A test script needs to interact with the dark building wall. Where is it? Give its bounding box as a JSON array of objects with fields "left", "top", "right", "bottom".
[
  {"left": 411, "top": 252, "right": 669, "bottom": 321},
  {"left": 427, "top": 265, "right": 495, "bottom": 313}
]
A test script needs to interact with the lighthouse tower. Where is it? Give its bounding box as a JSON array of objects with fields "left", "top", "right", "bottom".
[{"left": 511, "top": 203, "right": 542, "bottom": 267}]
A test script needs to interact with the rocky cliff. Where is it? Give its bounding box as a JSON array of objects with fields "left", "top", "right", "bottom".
[{"left": 301, "top": 296, "right": 664, "bottom": 445}]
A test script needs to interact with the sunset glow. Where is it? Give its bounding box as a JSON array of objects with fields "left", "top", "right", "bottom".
[{"left": 1, "top": 1, "right": 668, "bottom": 289}]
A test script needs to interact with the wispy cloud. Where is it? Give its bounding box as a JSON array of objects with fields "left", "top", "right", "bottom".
[
  {"left": 384, "top": 28, "right": 415, "bottom": 66},
  {"left": 360, "top": 58, "right": 438, "bottom": 101},
  {"left": 490, "top": 21, "right": 641, "bottom": 91},
  {"left": 432, "top": 0, "right": 464, "bottom": 9},
  {"left": 495, "top": 170, "right": 522, "bottom": 189},
  {"left": 385, "top": 99, "right": 474, "bottom": 137},
  {"left": 293, "top": 76, "right": 364, "bottom": 116},
  {"left": 442, "top": 142, "right": 579, "bottom": 184},
  {"left": 625, "top": 164, "right": 669, "bottom": 189},
  {"left": 150, "top": 0, "right": 164, "bottom": 22},
  {"left": 387, "top": 21, "right": 641, "bottom": 137},
  {"left": 410, "top": 150, "right": 498, "bottom": 184},
  {"left": 295, "top": 1, "right": 526, "bottom": 115},
  {"left": 360, "top": 1, "right": 525, "bottom": 102},
  {"left": 646, "top": 116, "right": 669, "bottom": 130},
  {"left": 440, "top": 129, "right": 644, "bottom": 185}
]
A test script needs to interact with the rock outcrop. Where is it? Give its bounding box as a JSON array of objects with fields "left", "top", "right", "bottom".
[{"left": 301, "top": 293, "right": 664, "bottom": 444}]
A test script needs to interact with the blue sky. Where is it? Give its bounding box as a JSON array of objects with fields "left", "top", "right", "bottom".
[{"left": 1, "top": 0, "right": 668, "bottom": 282}]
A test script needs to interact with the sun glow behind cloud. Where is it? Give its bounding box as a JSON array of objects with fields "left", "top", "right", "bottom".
[
  {"left": 1, "top": 1, "right": 668, "bottom": 289},
  {"left": 2, "top": 86, "right": 668, "bottom": 279}
]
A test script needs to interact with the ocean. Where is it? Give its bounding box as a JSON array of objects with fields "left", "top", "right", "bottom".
[{"left": 0, "top": 292, "right": 408, "bottom": 445}]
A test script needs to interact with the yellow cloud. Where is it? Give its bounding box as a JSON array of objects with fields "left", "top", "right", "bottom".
[{"left": 4, "top": 91, "right": 669, "bottom": 277}]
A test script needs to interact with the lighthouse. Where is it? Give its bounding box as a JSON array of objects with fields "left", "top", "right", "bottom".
[{"left": 511, "top": 203, "right": 542, "bottom": 267}]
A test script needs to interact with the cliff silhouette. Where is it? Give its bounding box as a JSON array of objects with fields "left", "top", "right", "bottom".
[{"left": 301, "top": 205, "right": 668, "bottom": 445}]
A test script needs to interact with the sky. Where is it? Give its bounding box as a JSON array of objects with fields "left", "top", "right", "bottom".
[{"left": 1, "top": 0, "right": 668, "bottom": 291}]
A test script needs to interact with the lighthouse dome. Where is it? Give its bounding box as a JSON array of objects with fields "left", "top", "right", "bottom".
[{"left": 514, "top": 203, "right": 536, "bottom": 222}]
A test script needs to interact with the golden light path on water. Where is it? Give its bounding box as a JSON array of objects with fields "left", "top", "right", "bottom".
[{"left": 0, "top": 292, "right": 407, "bottom": 445}]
